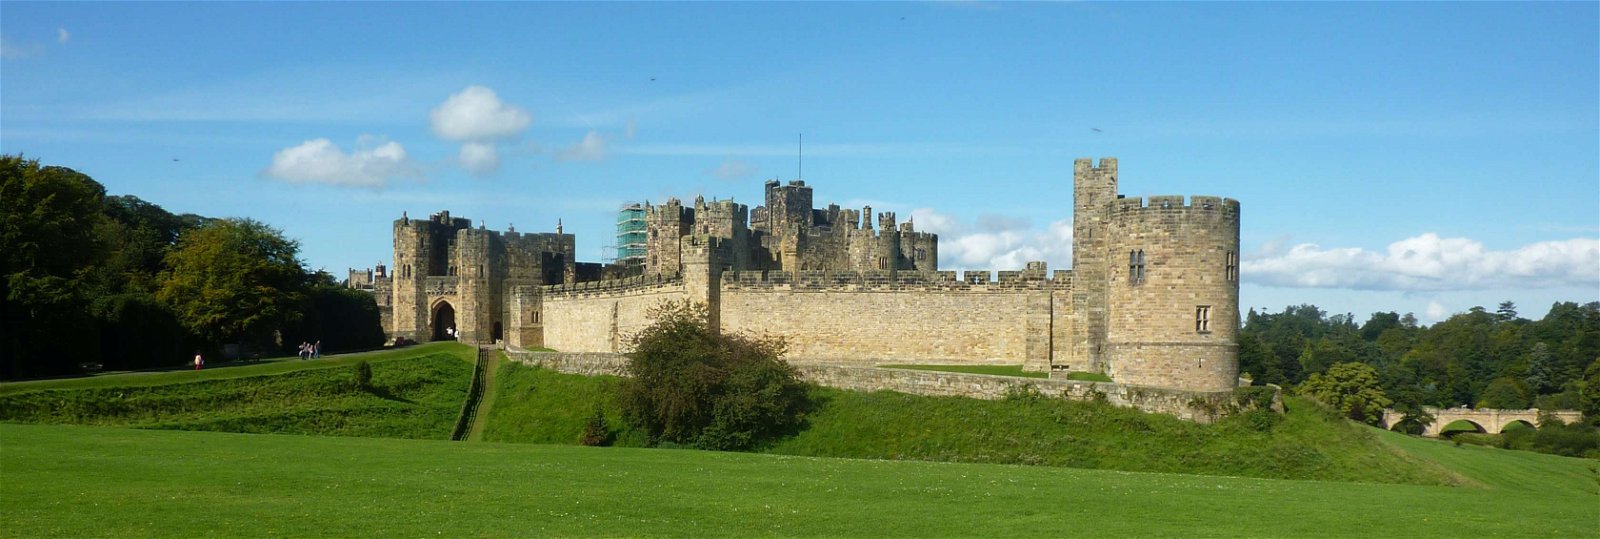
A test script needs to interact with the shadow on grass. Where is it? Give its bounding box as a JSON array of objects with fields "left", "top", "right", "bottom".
[{"left": 361, "top": 384, "right": 417, "bottom": 405}]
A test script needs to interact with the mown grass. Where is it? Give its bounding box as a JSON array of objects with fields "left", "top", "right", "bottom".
[
  {"left": 479, "top": 367, "right": 1462, "bottom": 485},
  {"left": 879, "top": 364, "right": 1049, "bottom": 379},
  {"left": 0, "top": 342, "right": 472, "bottom": 395},
  {"left": 479, "top": 361, "right": 647, "bottom": 446},
  {"left": 3, "top": 422, "right": 1594, "bottom": 538},
  {"left": 0, "top": 343, "right": 475, "bottom": 440}
]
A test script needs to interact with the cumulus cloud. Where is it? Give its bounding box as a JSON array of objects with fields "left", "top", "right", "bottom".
[
  {"left": 430, "top": 86, "right": 532, "bottom": 141},
  {"left": 1242, "top": 233, "right": 1600, "bottom": 291},
  {"left": 710, "top": 159, "right": 756, "bottom": 180},
  {"left": 429, "top": 85, "right": 531, "bottom": 175},
  {"left": 56, "top": 27, "right": 69, "bottom": 44},
  {"left": 263, "top": 136, "right": 414, "bottom": 187},
  {"left": 910, "top": 208, "right": 1074, "bottom": 270},
  {"left": 459, "top": 141, "right": 500, "bottom": 176},
  {"left": 556, "top": 130, "right": 608, "bottom": 162}
]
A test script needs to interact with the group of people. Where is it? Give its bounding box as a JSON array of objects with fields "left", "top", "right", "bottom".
[{"left": 298, "top": 340, "right": 322, "bottom": 360}]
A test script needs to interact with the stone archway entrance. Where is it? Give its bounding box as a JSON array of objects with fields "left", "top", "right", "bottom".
[
  {"left": 432, "top": 301, "right": 457, "bottom": 341},
  {"left": 492, "top": 322, "right": 503, "bottom": 343}
]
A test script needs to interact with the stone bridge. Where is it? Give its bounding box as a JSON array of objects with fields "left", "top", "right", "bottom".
[{"left": 1380, "top": 407, "right": 1585, "bottom": 437}]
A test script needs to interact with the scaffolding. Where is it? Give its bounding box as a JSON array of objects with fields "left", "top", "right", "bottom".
[{"left": 615, "top": 202, "right": 647, "bottom": 266}]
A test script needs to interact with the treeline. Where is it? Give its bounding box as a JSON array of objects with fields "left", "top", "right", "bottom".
[
  {"left": 1241, "top": 301, "right": 1600, "bottom": 416},
  {"left": 1, "top": 156, "right": 385, "bottom": 379}
]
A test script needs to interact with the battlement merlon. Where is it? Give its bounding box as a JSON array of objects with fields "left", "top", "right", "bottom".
[{"left": 1108, "top": 195, "right": 1241, "bottom": 215}]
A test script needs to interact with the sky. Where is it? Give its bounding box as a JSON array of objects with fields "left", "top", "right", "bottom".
[{"left": 3, "top": 2, "right": 1596, "bottom": 325}]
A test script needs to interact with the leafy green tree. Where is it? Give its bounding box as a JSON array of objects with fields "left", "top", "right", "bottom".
[
  {"left": 0, "top": 156, "right": 109, "bottom": 377},
  {"left": 1299, "top": 362, "right": 1392, "bottom": 425},
  {"left": 1582, "top": 359, "right": 1600, "bottom": 423},
  {"left": 157, "top": 218, "right": 308, "bottom": 350},
  {"left": 618, "top": 300, "right": 809, "bottom": 450},
  {"left": 1477, "top": 377, "right": 1530, "bottom": 409},
  {"left": 1495, "top": 301, "right": 1519, "bottom": 324}
]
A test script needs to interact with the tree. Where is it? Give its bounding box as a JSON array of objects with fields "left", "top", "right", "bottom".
[
  {"left": 157, "top": 218, "right": 308, "bottom": 350},
  {"left": 0, "top": 156, "right": 109, "bottom": 377},
  {"left": 1299, "top": 362, "right": 1392, "bottom": 425},
  {"left": 1582, "top": 359, "right": 1600, "bottom": 423},
  {"left": 1495, "top": 301, "right": 1519, "bottom": 324},
  {"left": 1477, "top": 377, "right": 1530, "bottom": 409},
  {"left": 618, "top": 300, "right": 810, "bottom": 450}
]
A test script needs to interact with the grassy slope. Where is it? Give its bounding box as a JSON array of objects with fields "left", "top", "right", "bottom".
[
  {"left": 0, "top": 343, "right": 475, "bottom": 440},
  {"left": 479, "top": 365, "right": 1456, "bottom": 485},
  {"left": 3, "top": 422, "right": 1595, "bottom": 538},
  {"left": 480, "top": 360, "right": 647, "bottom": 446}
]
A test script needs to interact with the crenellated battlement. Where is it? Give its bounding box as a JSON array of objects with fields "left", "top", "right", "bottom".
[
  {"left": 1107, "top": 195, "right": 1240, "bottom": 220},
  {"left": 718, "top": 267, "right": 1071, "bottom": 292},
  {"left": 542, "top": 271, "right": 683, "bottom": 297}
]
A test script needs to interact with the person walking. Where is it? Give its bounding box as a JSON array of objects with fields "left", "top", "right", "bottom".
[
  {"left": 193, "top": 351, "right": 204, "bottom": 371},
  {"left": 313, "top": 340, "right": 322, "bottom": 359}
]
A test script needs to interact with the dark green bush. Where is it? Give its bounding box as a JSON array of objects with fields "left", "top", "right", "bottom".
[
  {"left": 354, "top": 360, "right": 372, "bottom": 390},
  {"left": 579, "top": 408, "right": 612, "bottom": 447},
  {"left": 619, "top": 301, "right": 810, "bottom": 451}
]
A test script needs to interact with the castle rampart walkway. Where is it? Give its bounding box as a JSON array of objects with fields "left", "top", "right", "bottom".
[{"left": 1380, "top": 407, "right": 1583, "bottom": 437}]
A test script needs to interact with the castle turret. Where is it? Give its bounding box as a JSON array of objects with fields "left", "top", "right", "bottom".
[
  {"left": 1100, "top": 194, "right": 1241, "bottom": 391},
  {"left": 1067, "top": 158, "right": 1117, "bottom": 373}
]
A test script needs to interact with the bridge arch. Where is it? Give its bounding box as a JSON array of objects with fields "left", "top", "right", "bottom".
[
  {"left": 1500, "top": 419, "right": 1536, "bottom": 433},
  {"left": 1439, "top": 419, "right": 1486, "bottom": 437}
]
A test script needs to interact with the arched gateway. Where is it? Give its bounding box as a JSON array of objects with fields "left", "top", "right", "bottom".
[{"left": 431, "top": 300, "right": 457, "bottom": 341}]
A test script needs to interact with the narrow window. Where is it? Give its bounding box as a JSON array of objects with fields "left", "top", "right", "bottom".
[
  {"left": 1130, "top": 249, "right": 1147, "bottom": 285},
  {"left": 1196, "top": 305, "right": 1211, "bottom": 333},
  {"left": 1225, "top": 251, "right": 1238, "bottom": 282}
]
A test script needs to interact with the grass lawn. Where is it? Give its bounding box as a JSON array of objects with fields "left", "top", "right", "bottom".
[
  {"left": 0, "top": 343, "right": 476, "bottom": 440},
  {"left": 0, "top": 342, "right": 474, "bottom": 395},
  {"left": 2, "top": 422, "right": 1594, "bottom": 537},
  {"left": 879, "top": 364, "right": 1049, "bottom": 379}
]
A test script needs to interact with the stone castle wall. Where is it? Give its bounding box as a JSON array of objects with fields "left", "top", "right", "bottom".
[
  {"left": 719, "top": 270, "right": 1057, "bottom": 367},
  {"left": 539, "top": 274, "right": 688, "bottom": 353}
]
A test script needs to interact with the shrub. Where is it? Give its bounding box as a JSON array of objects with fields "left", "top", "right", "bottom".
[
  {"left": 1297, "top": 362, "right": 1391, "bottom": 425},
  {"left": 618, "top": 301, "right": 810, "bottom": 451},
  {"left": 353, "top": 360, "right": 373, "bottom": 390},
  {"left": 578, "top": 408, "right": 612, "bottom": 447}
]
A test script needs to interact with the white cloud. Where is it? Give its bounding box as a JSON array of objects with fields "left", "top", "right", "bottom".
[
  {"left": 1242, "top": 233, "right": 1600, "bottom": 291},
  {"left": 0, "top": 36, "right": 42, "bottom": 59},
  {"left": 263, "top": 136, "right": 414, "bottom": 187},
  {"left": 556, "top": 131, "right": 608, "bottom": 162},
  {"left": 1425, "top": 300, "right": 1450, "bottom": 321},
  {"left": 428, "top": 85, "right": 533, "bottom": 176},
  {"left": 710, "top": 159, "right": 756, "bottom": 180},
  {"left": 429, "top": 86, "right": 532, "bottom": 141},
  {"left": 910, "top": 208, "right": 1073, "bottom": 271},
  {"left": 459, "top": 141, "right": 500, "bottom": 176},
  {"left": 56, "top": 27, "right": 69, "bottom": 44}
]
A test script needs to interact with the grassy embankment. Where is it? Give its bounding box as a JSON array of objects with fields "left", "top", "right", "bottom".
[
  {"left": 3, "top": 421, "right": 1595, "bottom": 537},
  {"left": 0, "top": 343, "right": 474, "bottom": 439},
  {"left": 485, "top": 362, "right": 1460, "bottom": 485}
]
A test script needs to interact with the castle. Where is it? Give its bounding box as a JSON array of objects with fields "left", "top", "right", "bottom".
[{"left": 357, "top": 158, "right": 1241, "bottom": 392}]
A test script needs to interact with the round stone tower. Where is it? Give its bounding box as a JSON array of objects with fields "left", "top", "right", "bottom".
[{"left": 1100, "top": 194, "right": 1240, "bottom": 391}]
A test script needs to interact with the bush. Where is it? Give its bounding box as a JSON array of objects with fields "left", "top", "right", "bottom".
[
  {"left": 1297, "top": 362, "right": 1391, "bottom": 425},
  {"left": 618, "top": 301, "right": 810, "bottom": 451},
  {"left": 353, "top": 361, "right": 372, "bottom": 390},
  {"left": 578, "top": 409, "right": 612, "bottom": 447}
]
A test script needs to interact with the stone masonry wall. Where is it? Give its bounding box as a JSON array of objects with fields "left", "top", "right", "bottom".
[
  {"left": 540, "top": 277, "right": 688, "bottom": 353},
  {"left": 503, "top": 350, "right": 1245, "bottom": 423},
  {"left": 718, "top": 270, "right": 1058, "bottom": 367}
]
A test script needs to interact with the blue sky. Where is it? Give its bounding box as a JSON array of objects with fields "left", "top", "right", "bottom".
[{"left": 4, "top": 2, "right": 1596, "bottom": 324}]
